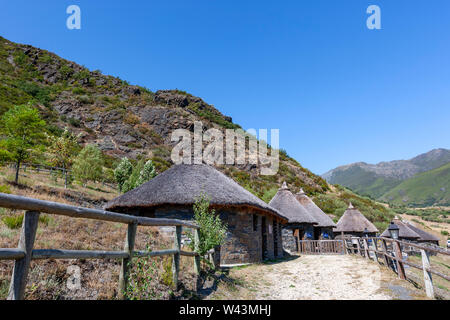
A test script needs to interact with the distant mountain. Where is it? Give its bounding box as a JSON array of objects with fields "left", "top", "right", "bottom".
[
  {"left": 381, "top": 162, "right": 450, "bottom": 207},
  {"left": 322, "top": 149, "right": 450, "bottom": 206}
]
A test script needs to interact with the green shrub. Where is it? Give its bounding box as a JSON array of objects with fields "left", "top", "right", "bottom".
[
  {"left": 187, "top": 195, "right": 227, "bottom": 261},
  {"left": 72, "top": 87, "right": 86, "bottom": 95},
  {"left": 2, "top": 214, "right": 23, "bottom": 229},
  {"left": 0, "top": 184, "right": 11, "bottom": 194},
  {"left": 124, "top": 245, "right": 159, "bottom": 300},
  {"left": 441, "top": 230, "right": 449, "bottom": 236}
]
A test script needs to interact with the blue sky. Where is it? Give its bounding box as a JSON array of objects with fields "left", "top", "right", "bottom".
[{"left": 1, "top": 1, "right": 449, "bottom": 174}]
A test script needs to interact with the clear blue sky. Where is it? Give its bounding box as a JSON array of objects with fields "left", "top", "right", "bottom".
[{"left": 1, "top": 0, "right": 449, "bottom": 174}]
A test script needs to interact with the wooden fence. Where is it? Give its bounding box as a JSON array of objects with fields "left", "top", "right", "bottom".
[
  {"left": 298, "top": 240, "right": 345, "bottom": 255},
  {"left": 343, "top": 236, "right": 449, "bottom": 299},
  {"left": 5, "top": 162, "right": 117, "bottom": 189},
  {"left": 0, "top": 192, "right": 200, "bottom": 300}
]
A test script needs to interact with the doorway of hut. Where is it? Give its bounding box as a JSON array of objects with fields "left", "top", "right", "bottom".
[
  {"left": 314, "top": 228, "right": 321, "bottom": 240},
  {"left": 273, "top": 220, "right": 278, "bottom": 257},
  {"left": 261, "top": 216, "right": 267, "bottom": 260}
]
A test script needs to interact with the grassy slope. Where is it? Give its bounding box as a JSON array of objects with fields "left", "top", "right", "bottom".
[
  {"left": 382, "top": 163, "right": 450, "bottom": 207},
  {"left": 327, "top": 165, "right": 402, "bottom": 199}
]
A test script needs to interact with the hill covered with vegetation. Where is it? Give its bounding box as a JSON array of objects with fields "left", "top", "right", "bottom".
[
  {"left": 323, "top": 149, "right": 450, "bottom": 207},
  {"left": 0, "top": 35, "right": 396, "bottom": 230},
  {"left": 381, "top": 162, "right": 450, "bottom": 207}
]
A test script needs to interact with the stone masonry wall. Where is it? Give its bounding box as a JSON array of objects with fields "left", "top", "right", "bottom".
[{"left": 150, "top": 206, "right": 283, "bottom": 265}]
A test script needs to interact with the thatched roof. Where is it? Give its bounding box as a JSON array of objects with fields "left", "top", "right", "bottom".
[
  {"left": 269, "top": 183, "right": 318, "bottom": 224},
  {"left": 381, "top": 217, "right": 438, "bottom": 241},
  {"left": 380, "top": 217, "right": 420, "bottom": 239},
  {"left": 403, "top": 221, "right": 440, "bottom": 242},
  {"left": 295, "top": 189, "right": 336, "bottom": 228},
  {"left": 104, "top": 164, "right": 287, "bottom": 221},
  {"left": 333, "top": 203, "right": 379, "bottom": 233}
]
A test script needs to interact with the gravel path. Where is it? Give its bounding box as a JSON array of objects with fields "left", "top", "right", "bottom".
[{"left": 251, "top": 255, "right": 391, "bottom": 300}]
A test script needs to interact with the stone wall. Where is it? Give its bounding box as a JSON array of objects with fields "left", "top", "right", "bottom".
[
  {"left": 282, "top": 224, "right": 314, "bottom": 253},
  {"left": 150, "top": 206, "right": 284, "bottom": 265}
]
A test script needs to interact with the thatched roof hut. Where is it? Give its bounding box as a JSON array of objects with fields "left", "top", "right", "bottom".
[
  {"left": 333, "top": 203, "right": 379, "bottom": 235},
  {"left": 403, "top": 221, "right": 440, "bottom": 244},
  {"left": 381, "top": 217, "right": 439, "bottom": 244},
  {"left": 269, "top": 183, "right": 317, "bottom": 225},
  {"left": 105, "top": 164, "right": 287, "bottom": 222},
  {"left": 105, "top": 164, "right": 288, "bottom": 265},
  {"left": 295, "top": 189, "right": 336, "bottom": 228},
  {"left": 380, "top": 217, "right": 420, "bottom": 240},
  {"left": 269, "top": 183, "right": 318, "bottom": 251}
]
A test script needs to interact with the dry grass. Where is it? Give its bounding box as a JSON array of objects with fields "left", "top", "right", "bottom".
[{"left": 0, "top": 167, "right": 199, "bottom": 300}]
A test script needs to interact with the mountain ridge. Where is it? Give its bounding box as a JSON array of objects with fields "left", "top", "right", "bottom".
[{"left": 322, "top": 148, "right": 450, "bottom": 206}]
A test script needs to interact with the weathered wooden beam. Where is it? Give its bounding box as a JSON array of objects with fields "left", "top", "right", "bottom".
[
  {"left": 194, "top": 228, "right": 201, "bottom": 275},
  {"left": 118, "top": 222, "right": 137, "bottom": 299},
  {"left": 421, "top": 249, "right": 434, "bottom": 298},
  {"left": 8, "top": 211, "right": 40, "bottom": 300},
  {"left": 134, "top": 249, "right": 178, "bottom": 257},
  {"left": 379, "top": 237, "right": 448, "bottom": 256},
  {"left": 372, "top": 239, "right": 380, "bottom": 263},
  {"left": 32, "top": 249, "right": 128, "bottom": 260},
  {"left": 179, "top": 250, "right": 197, "bottom": 257},
  {"left": 172, "top": 226, "right": 181, "bottom": 290},
  {"left": 0, "top": 193, "right": 199, "bottom": 229},
  {"left": 363, "top": 238, "right": 369, "bottom": 259},
  {"left": 0, "top": 249, "right": 25, "bottom": 260},
  {"left": 392, "top": 241, "right": 406, "bottom": 280}
]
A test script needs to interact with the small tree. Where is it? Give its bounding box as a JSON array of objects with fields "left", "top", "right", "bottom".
[
  {"left": 114, "top": 157, "right": 133, "bottom": 192},
  {"left": 0, "top": 104, "right": 46, "bottom": 183},
  {"left": 136, "top": 160, "right": 156, "bottom": 186},
  {"left": 117, "top": 159, "right": 157, "bottom": 193},
  {"left": 72, "top": 144, "right": 104, "bottom": 186},
  {"left": 46, "top": 128, "right": 80, "bottom": 188},
  {"left": 188, "top": 194, "right": 227, "bottom": 261}
]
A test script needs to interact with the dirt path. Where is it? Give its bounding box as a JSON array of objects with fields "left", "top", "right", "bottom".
[{"left": 208, "top": 255, "right": 428, "bottom": 300}]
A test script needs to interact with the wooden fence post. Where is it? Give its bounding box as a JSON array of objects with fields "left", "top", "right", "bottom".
[
  {"left": 393, "top": 240, "right": 406, "bottom": 280},
  {"left": 363, "top": 238, "right": 369, "bottom": 259},
  {"left": 356, "top": 238, "right": 362, "bottom": 256},
  {"left": 118, "top": 222, "right": 137, "bottom": 299},
  {"left": 372, "top": 239, "right": 379, "bottom": 263},
  {"left": 421, "top": 249, "right": 434, "bottom": 299},
  {"left": 381, "top": 239, "right": 390, "bottom": 267},
  {"left": 193, "top": 228, "right": 200, "bottom": 275},
  {"left": 172, "top": 226, "right": 181, "bottom": 290},
  {"left": 8, "top": 211, "right": 40, "bottom": 300}
]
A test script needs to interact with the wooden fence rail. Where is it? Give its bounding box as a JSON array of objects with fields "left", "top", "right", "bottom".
[
  {"left": 343, "top": 236, "right": 449, "bottom": 299},
  {"left": 0, "top": 192, "right": 200, "bottom": 300},
  {"left": 5, "top": 162, "right": 117, "bottom": 189},
  {"left": 298, "top": 240, "right": 345, "bottom": 255}
]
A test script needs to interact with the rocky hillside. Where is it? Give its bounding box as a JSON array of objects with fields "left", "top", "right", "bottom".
[
  {"left": 322, "top": 149, "right": 450, "bottom": 206},
  {"left": 0, "top": 35, "right": 329, "bottom": 200},
  {"left": 0, "top": 35, "right": 400, "bottom": 230}
]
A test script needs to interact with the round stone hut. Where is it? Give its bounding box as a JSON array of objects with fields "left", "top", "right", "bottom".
[
  {"left": 380, "top": 217, "right": 421, "bottom": 241},
  {"left": 104, "top": 164, "right": 288, "bottom": 266},
  {"left": 333, "top": 203, "right": 379, "bottom": 238},
  {"left": 269, "top": 182, "right": 318, "bottom": 253},
  {"left": 295, "top": 188, "right": 336, "bottom": 240}
]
